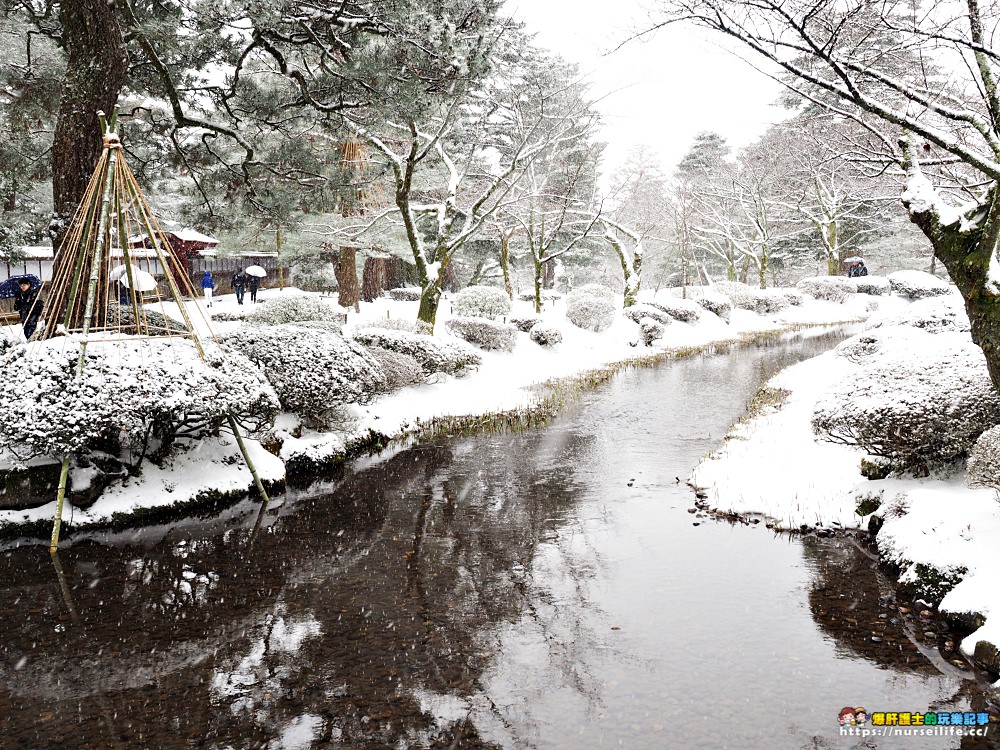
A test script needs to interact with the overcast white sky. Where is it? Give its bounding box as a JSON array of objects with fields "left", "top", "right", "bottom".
[{"left": 509, "top": 1, "right": 789, "bottom": 183}]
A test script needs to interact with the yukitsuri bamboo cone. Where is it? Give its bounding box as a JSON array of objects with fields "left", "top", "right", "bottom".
[
  {"left": 48, "top": 107, "right": 271, "bottom": 552},
  {"left": 51, "top": 109, "right": 121, "bottom": 553}
]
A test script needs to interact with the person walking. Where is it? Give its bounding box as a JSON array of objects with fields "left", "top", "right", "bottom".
[
  {"left": 13, "top": 279, "right": 41, "bottom": 339},
  {"left": 848, "top": 260, "right": 869, "bottom": 277},
  {"left": 201, "top": 270, "right": 216, "bottom": 307},
  {"left": 231, "top": 270, "right": 247, "bottom": 305},
  {"left": 247, "top": 272, "right": 260, "bottom": 303}
]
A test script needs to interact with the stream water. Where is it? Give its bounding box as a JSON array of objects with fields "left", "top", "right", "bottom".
[{"left": 0, "top": 328, "right": 996, "bottom": 749}]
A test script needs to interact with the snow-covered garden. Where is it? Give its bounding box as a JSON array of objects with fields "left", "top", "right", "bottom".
[
  {"left": 691, "top": 271, "right": 1000, "bottom": 681},
  {"left": 0, "top": 275, "right": 876, "bottom": 532},
  {"left": 4, "top": 267, "right": 1000, "bottom": 681}
]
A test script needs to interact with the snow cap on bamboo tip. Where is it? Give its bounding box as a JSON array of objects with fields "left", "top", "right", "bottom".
[{"left": 97, "top": 108, "right": 121, "bottom": 148}]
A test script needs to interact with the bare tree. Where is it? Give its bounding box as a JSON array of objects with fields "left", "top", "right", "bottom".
[
  {"left": 647, "top": 0, "right": 1000, "bottom": 385},
  {"left": 338, "top": 40, "right": 603, "bottom": 327},
  {"left": 607, "top": 146, "right": 674, "bottom": 293}
]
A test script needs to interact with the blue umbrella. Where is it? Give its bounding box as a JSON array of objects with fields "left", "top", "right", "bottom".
[{"left": 0, "top": 274, "right": 41, "bottom": 300}]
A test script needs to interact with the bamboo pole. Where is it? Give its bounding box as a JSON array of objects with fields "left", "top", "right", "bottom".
[
  {"left": 75, "top": 109, "right": 120, "bottom": 370},
  {"left": 227, "top": 414, "right": 271, "bottom": 506},
  {"left": 122, "top": 173, "right": 205, "bottom": 357},
  {"left": 49, "top": 550, "right": 80, "bottom": 622},
  {"left": 61, "top": 186, "right": 102, "bottom": 331},
  {"left": 49, "top": 458, "right": 71, "bottom": 554},
  {"left": 51, "top": 109, "right": 121, "bottom": 552}
]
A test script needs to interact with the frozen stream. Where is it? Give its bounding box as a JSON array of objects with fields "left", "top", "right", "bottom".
[{"left": 0, "top": 328, "right": 996, "bottom": 749}]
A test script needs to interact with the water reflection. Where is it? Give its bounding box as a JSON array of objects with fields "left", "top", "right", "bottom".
[{"left": 0, "top": 329, "right": 995, "bottom": 749}]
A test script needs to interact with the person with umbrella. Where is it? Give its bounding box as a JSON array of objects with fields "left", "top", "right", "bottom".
[
  {"left": 13, "top": 277, "right": 42, "bottom": 339},
  {"left": 848, "top": 259, "right": 869, "bottom": 277},
  {"left": 201, "top": 270, "right": 216, "bottom": 307},
  {"left": 245, "top": 266, "right": 265, "bottom": 303},
  {"left": 231, "top": 269, "right": 248, "bottom": 305}
]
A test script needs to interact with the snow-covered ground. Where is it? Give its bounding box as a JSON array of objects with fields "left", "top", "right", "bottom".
[{"left": 691, "top": 289, "right": 1000, "bottom": 682}]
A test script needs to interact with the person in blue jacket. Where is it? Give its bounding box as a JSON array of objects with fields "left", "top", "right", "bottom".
[{"left": 201, "top": 270, "right": 216, "bottom": 307}]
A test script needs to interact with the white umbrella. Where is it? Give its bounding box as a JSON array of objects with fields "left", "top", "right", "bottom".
[
  {"left": 843, "top": 256, "right": 864, "bottom": 263},
  {"left": 245, "top": 265, "right": 267, "bottom": 278},
  {"left": 109, "top": 263, "right": 140, "bottom": 280},
  {"left": 120, "top": 269, "right": 158, "bottom": 292}
]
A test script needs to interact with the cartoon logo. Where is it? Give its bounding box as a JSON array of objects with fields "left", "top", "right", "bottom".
[{"left": 839, "top": 707, "right": 856, "bottom": 726}]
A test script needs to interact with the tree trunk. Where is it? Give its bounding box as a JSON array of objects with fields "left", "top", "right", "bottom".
[
  {"left": 336, "top": 246, "right": 360, "bottom": 309},
  {"left": 416, "top": 278, "right": 443, "bottom": 328},
  {"left": 533, "top": 258, "right": 544, "bottom": 313},
  {"left": 825, "top": 222, "right": 840, "bottom": 275},
  {"left": 542, "top": 259, "right": 555, "bottom": 289},
  {"left": 384, "top": 257, "right": 416, "bottom": 289},
  {"left": 499, "top": 233, "right": 513, "bottom": 299},
  {"left": 904, "top": 185, "right": 1000, "bottom": 390},
  {"left": 51, "top": 0, "right": 128, "bottom": 253},
  {"left": 467, "top": 258, "right": 487, "bottom": 287},
  {"left": 442, "top": 261, "right": 460, "bottom": 293},
  {"left": 361, "top": 256, "right": 388, "bottom": 302}
]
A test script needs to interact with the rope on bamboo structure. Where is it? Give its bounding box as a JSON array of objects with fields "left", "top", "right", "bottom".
[{"left": 42, "top": 105, "right": 270, "bottom": 553}]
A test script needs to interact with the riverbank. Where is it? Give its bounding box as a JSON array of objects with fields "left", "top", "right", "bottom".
[
  {"left": 690, "top": 291, "right": 1000, "bottom": 685},
  {"left": 0, "top": 283, "right": 876, "bottom": 538}
]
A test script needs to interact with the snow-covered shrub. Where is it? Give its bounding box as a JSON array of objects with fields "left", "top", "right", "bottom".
[
  {"left": 888, "top": 270, "right": 951, "bottom": 299},
  {"left": 0, "top": 338, "right": 278, "bottom": 463},
  {"left": 968, "top": 426, "right": 1000, "bottom": 490},
  {"left": 565, "top": 287, "right": 617, "bottom": 332},
  {"left": 451, "top": 285, "right": 511, "bottom": 319},
  {"left": 712, "top": 281, "right": 763, "bottom": 312},
  {"left": 773, "top": 289, "right": 804, "bottom": 306},
  {"left": 647, "top": 298, "right": 702, "bottom": 324},
  {"left": 715, "top": 282, "right": 790, "bottom": 315},
  {"left": 350, "top": 328, "right": 481, "bottom": 376},
  {"left": 796, "top": 276, "right": 854, "bottom": 302},
  {"left": 389, "top": 287, "right": 422, "bottom": 302},
  {"left": 225, "top": 324, "right": 384, "bottom": 422},
  {"left": 517, "top": 290, "right": 562, "bottom": 304},
  {"left": 834, "top": 331, "right": 886, "bottom": 364},
  {"left": 365, "top": 347, "right": 425, "bottom": 392},
  {"left": 529, "top": 323, "right": 562, "bottom": 347},
  {"left": 510, "top": 314, "right": 542, "bottom": 332},
  {"left": 289, "top": 261, "right": 337, "bottom": 293},
  {"left": 849, "top": 275, "right": 891, "bottom": 296},
  {"left": 211, "top": 308, "right": 250, "bottom": 322},
  {"left": 572, "top": 283, "right": 616, "bottom": 302},
  {"left": 445, "top": 316, "right": 517, "bottom": 351},
  {"left": 639, "top": 318, "right": 664, "bottom": 346},
  {"left": 813, "top": 329, "right": 1000, "bottom": 471},
  {"left": 695, "top": 294, "right": 732, "bottom": 322},
  {"left": 354, "top": 317, "right": 425, "bottom": 334},
  {"left": 869, "top": 294, "right": 970, "bottom": 334},
  {"left": 623, "top": 304, "right": 673, "bottom": 327},
  {"left": 107, "top": 302, "right": 187, "bottom": 335},
  {"left": 245, "top": 295, "right": 345, "bottom": 326}
]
